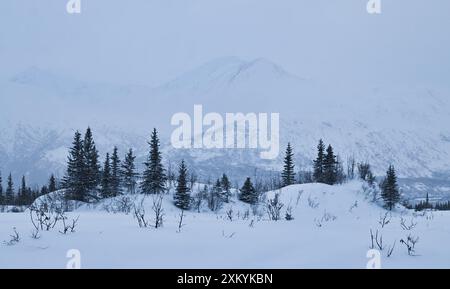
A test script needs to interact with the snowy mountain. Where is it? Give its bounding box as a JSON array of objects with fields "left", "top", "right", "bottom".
[{"left": 2, "top": 57, "right": 450, "bottom": 189}]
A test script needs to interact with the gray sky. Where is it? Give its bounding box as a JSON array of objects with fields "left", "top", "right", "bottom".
[{"left": 1, "top": 0, "right": 449, "bottom": 87}]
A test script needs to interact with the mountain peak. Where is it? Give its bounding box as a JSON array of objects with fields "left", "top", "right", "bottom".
[{"left": 158, "top": 57, "right": 299, "bottom": 93}]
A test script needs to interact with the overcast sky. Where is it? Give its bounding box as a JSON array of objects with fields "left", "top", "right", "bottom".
[{"left": 1, "top": 0, "right": 449, "bottom": 87}]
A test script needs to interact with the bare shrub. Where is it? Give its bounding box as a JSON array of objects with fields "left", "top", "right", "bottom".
[
  {"left": 349, "top": 201, "right": 358, "bottom": 213},
  {"left": 370, "top": 229, "right": 384, "bottom": 250},
  {"left": 296, "top": 190, "right": 304, "bottom": 206},
  {"left": 307, "top": 196, "right": 319, "bottom": 209},
  {"left": 133, "top": 198, "right": 149, "bottom": 228},
  {"left": 59, "top": 215, "right": 80, "bottom": 234},
  {"left": 226, "top": 207, "right": 234, "bottom": 222},
  {"left": 378, "top": 212, "right": 392, "bottom": 228},
  {"left": 387, "top": 241, "right": 396, "bottom": 258},
  {"left": 151, "top": 194, "right": 165, "bottom": 229},
  {"left": 177, "top": 210, "right": 186, "bottom": 233},
  {"left": 3, "top": 227, "right": 20, "bottom": 246},
  {"left": 400, "top": 217, "right": 417, "bottom": 231},
  {"left": 400, "top": 234, "right": 419, "bottom": 256},
  {"left": 266, "top": 193, "right": 284, "bottom": 221},
  {"left": 285, "top": 205, "right": 294, "bottom": 221}
]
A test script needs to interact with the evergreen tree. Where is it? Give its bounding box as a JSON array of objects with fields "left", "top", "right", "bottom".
[
  {"left": 5, "top": 173, "right": 14, "bottom": 205},
  {"left": 101, "top": 153, "right": 113, "bottom": 198},
  {"left": 121, "top": 148, "right": 138, "bottom": 194},
  {"left": 281, "top": 143, "right": 295, "bottom": 186},
  {"left": 19, "top": 176, "right": 28, "bottom": 205},
  {"left": 381, "top": 165, "right": 400, "bottom": 210},
  {"left": 239, "top": 177, "right": 258, "bottom": 205},
  {"left": 48, "top": 174, "right": 57, "bottom": 192},
  {"left": 220, "top": 174, "right": 231, "bottom": 203},
  {"left": 63, "top": 131, "right": 86, "bottom": 201},
  {"left": 140, "top": 128, "right": 167, "bottom": 194},
  {"left": 41, "top": 185, "right": 49, "bottom": 196},
  {"left": 83, "top": 127, "right": 101, "bottom": 192},
  {"left": 313, "top": 139, "right": 325, "bottom": 183},
  {"left": 0, "top": 172, "right": 3, "bottom": 205},
  {"left": 174, "top": 160, "right": 190, "bottom": 210},
  {"left": 110, "top": 146, "right": 121, "bottom": 196},
  {"left": 323, "top": 145, "right": 337, "bottom": 185}
]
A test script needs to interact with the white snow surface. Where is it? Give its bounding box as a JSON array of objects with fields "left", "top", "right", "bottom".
[{"left": 1, "top": 181, "right": 449, "bottom": 269}]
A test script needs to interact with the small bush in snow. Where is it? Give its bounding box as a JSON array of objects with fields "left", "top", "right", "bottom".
[
  {"left": 400, "top": 234, "right": 419, "bottom": 256},
  {"left": 378, "top": 212, "right": 392, "bottom": 228},
  {"left": 151, "top": 194, "right": 164, "bottom": 229},
  {"left": 400, "top": 217, "right": 418, "bottom": 231},
  {"left": 266, "top": 193, "right": 284, "bottom": 221},
  {"left": 133, "top": 198, "right": 150, "bottom": 228},
  {"left": 369, "top": 229, "right": 384, "bottom": 250},
  {"left": 285, "top": 205, "right": 294, "bottom": 221},
  {"left": 307, "top": 196, "right": 319, "bottom": 209},
  {"left": 3, "top": 227, "right": 20, "bottom": 246}
]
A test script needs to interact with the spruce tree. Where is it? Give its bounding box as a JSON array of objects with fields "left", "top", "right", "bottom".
[
  {"left": 381, "top": 165, "right": 400, "bottom": 210},
  {"left": 141, "top": 128, "right": 167, "bottom": 194},
  {"left": 313, "top": 139, "right": 325, "bottom": 183},
  {"left": 110, "top": 146, "right": 121, "bottom": 196},
  {"left": 5, "top": 173, "right": 14, "bottom": 205},
  {"left": 63, "top": 131, "right": 86, "bottom": 201},
  {"left": 121, "top": 148, "right": 138, "bottom": 194},
  {"left": 281, "top": 143, "right": 295, "bottom": 186},
  {"left": 0, "top": 172, "right": 3, "bottom": 205},
  {"left": 48, "top": 174, "right": 57, "bottom": 192},
  {"left": 83, "top": 127, "right": 100, "bottom": 192},
  {"left": 239, "top": 177, "right": 258, "bottom": 205},
  {"left": 101, "top": 153, "right": 113, "bottom": 198},
  {"left": 19, "top": 176, "right": 27, "bottom": 205},
  {"left": 220, "top": 174, "right": 231, "bottom": 203},
  {"left": 323, "top": 145, "right": 337, "bottom": 185},
  {"left": 174, "top": 160, "right": 190, "bottom": 210}
]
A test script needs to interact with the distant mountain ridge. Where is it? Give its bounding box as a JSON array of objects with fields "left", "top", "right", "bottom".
[{"left": 1, "top": 57, "right": 450, "bottom": 187}]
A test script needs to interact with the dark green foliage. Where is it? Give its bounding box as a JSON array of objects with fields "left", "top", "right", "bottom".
[
  {"left": 381, "top": 165, "right": 400, "bottom": 210},
  {"left": 101, "top": 153, "right": 113, "bottom": 198},
  {"left": 239, "top": 177, "right": 258, "bottom": 205},
  {"left": 121, "top": 148, "right": 138, "bottom": 194},
  {"left": 323, "top": 145, "right": 337, "bottom": 185},
  {"left": 5, "top": 173, "right": 14, "bottom": 205},
  {"left": 110, "top": 146, "right": 122, "bottom": 196},
  {"left": 63, "top": 131, "right": 87, "bottom": 201},
  {"left": 141, "top": 128, "right": 167, "bottom": 194},
  {"left": 48, "top": 174, "right": 57, "bottom": 192},
  {"left": 281, "top": 143, "right": 295, "bottom": 186},
  {"left": 313, "top": 139, "right": 325, "bottom": 183},
  {"left": 0, "top": 172, "right": 3, "bottom": 205},
  {"left": 174, "top": 160, "right": 190, "bottom": 210},
  {"left": 220, "top": 174, "right": 231, "bottom": 203},
  {"left": 83, "top": 127, "right": 101, "bottom": 192}
]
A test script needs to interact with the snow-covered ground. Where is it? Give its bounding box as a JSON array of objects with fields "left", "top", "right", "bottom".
[{"left": 1, "top": 181, "right": 449, "bottom": 269}]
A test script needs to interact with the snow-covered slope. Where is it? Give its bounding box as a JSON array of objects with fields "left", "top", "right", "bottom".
[{"left": 1, "top": 181, "right": 449, "bottom": 268}]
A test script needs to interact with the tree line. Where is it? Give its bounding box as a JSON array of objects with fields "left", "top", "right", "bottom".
[{"left": 0, "top": 128, "right": 407, "bottom": 212}]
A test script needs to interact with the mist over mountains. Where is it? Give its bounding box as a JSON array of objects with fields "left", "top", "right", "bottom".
[{"left": 1, "top": 1, "right": 450, "bottom": 200}]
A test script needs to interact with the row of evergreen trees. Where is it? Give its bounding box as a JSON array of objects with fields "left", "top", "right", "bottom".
[
  {"left": 405, "top": 193, "right": 450, "bottom": 211},
  {"left": 63, "top": 127, "right": 145, "bottom": 201},
  {"left": 280, "top": 140, "right": 402, "bottom": 211},
  {"left": 0, "top": 173, "right": 57, "bottom": 206},
  {"left": 280, "top": 140, "right": 344, "bottom": 187}
]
